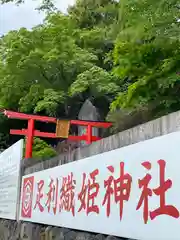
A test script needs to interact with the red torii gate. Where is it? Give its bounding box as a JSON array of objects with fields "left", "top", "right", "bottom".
[{"left": 3, "top": 110, "right": 112, "bottom": 159}]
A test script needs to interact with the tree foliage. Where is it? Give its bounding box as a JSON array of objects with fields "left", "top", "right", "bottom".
[
  {"left": 32, "top": 137, "right": 57, "bottom": 160},
  {"left": 0, "top": 0, "right": 56, "bottom": 12},
  {"left": 0, "top": 0, "right": 180, "bottom": 157},
  {"left": 110, "top": 0, "right": 180, "bottom": 118}
]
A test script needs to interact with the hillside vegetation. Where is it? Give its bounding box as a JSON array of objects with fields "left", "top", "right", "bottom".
[{"left": 0, "top": 0, "right": 179, "bottom": 158}]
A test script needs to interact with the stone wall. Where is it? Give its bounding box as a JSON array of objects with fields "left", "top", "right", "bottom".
[
  {"left": 1, "top": 110, "right": 180, "bottom": 240},
  {"left": 0, "top": 220, "right": 126, "bottom": 240}
]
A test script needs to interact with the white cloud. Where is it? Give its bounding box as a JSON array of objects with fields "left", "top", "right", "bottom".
[{"left": 0, "top": 0, "right": 75, "bottom": 35}]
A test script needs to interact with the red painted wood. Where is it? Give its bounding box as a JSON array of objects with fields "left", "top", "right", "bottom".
[
  {"left": 70, "top": 119, "right": 112, "bottom": 128},
  {"left": 10, "top": 129, "right": 101, "bottom": 141},
  {"left": 10, "top": 129, "right": 56, "bottom": 137},
  {"left": 4, "top": 110, "right": 112, "bottom": 127},
  {"left": 4, "top": 110, "right": 56, "bottom": 123},
  {"left": 5, "top": 110, "right": 111, "bottom": 159},
  {"left": 86, "top": 125, "right": 92, "bottom": 144},
  {"left": 25, "top": 119, "right": 34, "bottom": 159}
]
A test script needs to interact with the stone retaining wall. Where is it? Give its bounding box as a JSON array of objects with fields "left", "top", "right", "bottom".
[{"left": 0, "top": 220, "right": 127, "bottom": 240}]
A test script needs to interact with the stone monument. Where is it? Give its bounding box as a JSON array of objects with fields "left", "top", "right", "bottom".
[{"left": 78, "top": 99, "right": 100, "bottom": 146}]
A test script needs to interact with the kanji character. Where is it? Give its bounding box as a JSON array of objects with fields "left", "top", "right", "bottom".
[
  {"left": 102, "top": 166, "right": 114, "bottom": 217},
  {"left": 59, "top": 172, "right": 76, "bottom": 216},
  {"left": 78, "top": 173, "right": 87, "bottom": 212},
  {"left": 34, "top": 180, "right": 44, "bottom": 212},
  {"left": 78, "top": 169, "right": 100, "bottom": 215},
  {"left": 137, "top": 160, "right": 179, "bottom": 224},
  {"left": 102, "top": 163, "right": 132, "bottom": 220},
  {"left": 150, "top": 160, "right": 179, "bottom": 220},
  {"left": 45, "top": 178, "right": 59, "bottom": 214},
  {"left": 136, "top": 162, "right": 152, "bottom": 224}
]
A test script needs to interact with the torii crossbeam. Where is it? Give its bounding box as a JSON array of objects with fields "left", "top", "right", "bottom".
[{"left": 3, "top": 110, "right": 112, "bottom": 159}]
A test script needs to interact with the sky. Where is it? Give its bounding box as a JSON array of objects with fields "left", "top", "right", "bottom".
[{"left": 0, "top": 0, "right": 75, "bottom": 35}]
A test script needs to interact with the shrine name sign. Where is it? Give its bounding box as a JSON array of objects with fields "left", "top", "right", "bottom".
[{"left": 19, "top": 131, "right": 180, "bottom": 240}]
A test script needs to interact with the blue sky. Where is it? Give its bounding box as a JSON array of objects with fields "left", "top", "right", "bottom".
[{"left": 0, "top": 0, "right": 75, "bottom": 35}]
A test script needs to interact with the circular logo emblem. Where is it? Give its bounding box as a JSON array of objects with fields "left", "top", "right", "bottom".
[{"left": 22, "top": 179, "right": 33, "bottom": 216}]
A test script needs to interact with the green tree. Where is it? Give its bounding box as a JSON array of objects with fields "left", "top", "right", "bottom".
[
  {"left": 68, "top": 0, "right": 120, "bottom": 110},
  {"left": 0, "top": 6, "right": 119, "bottom": 152},
  {"left": 32, "top": 137, "right": 57, "bottom": 160},
  {"left": 70, "top": 66, "right": 119, "bottom": 99},
  {"left": 110, "top": 0, "right": 180, "bottom": 118},
  {"left": 69, "top": 0, "right": 119, "bottom": 29},
  {"left": 69, "top": 0, "right": 119, "bottom": 70},
  {"left": 0, "top": 13, "right": 97, "bottom": 116},
  {"left": 2, "top": 0, "right": 179, "bottom": 153}
]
